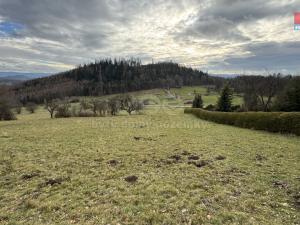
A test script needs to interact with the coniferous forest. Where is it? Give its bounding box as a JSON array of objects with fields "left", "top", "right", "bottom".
[{"left": 13, "top": 59, "right": 219, "bottom": 103}]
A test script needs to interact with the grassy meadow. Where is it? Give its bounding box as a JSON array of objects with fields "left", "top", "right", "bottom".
[
  {"left": 0, "top": 88, "right": 299, "bottom": 225},
  {"left": 94, "top": 86, "right": 242, "bottom": 109}
]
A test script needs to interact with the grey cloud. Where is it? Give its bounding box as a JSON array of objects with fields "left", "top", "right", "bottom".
[
  {"left": 177, "top": 0, "right": 300, "bottom": 41},
  {"left": 0, "top": 0, "right": 299, "bottom": 74},
  {"left": 204, "top": 0, "right": 295, "bottom": 23},
  {"left": 0, "top": 0, "right": 149, "bottom": 72},
  {"left": 182, "top": 16, "right": 250, "bottom": 42},
  {"left": 0, "top": 0, "right": 179, "bottom": 49},
  {"left": 0, "top": 0, "right": 128, "bottom": 48},
  {"left": 208, "top": 42, "right": 300, "bottom": 73}
]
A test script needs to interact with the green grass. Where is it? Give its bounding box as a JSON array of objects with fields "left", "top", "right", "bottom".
[
  {"left": 0, "top": 91, "right": 299, "bottom": 225},
  {"left": 105, "top": 86, "right": 243, "bottom": 107},
  {"left": 75, "top": 86, "right": 243, "bottom": 108},
  {"left": 169, "top": 86, "right": 243, "bottom": 106}
]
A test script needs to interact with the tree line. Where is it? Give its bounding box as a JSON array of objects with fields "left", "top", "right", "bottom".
[
  {"left": 45, "top": 95, "right": 144, "bottom": 119},
  {"left": 0, "top": 91, "right": 144, "bottom": 121},
  {"left": 192, "top": 75, "right": 300, "bottom": 112}
]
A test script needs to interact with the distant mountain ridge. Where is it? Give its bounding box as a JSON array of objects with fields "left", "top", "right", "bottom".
[
  {"left": 0, "top": 72, "right": 51, "bottom": 80},
  {"left": 210, "top": 74, "right": 240, "bottom": 79}
]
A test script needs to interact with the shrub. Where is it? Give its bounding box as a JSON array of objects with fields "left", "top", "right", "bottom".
[
  {"left": 78, "top": 99, "right": 94, "bottom": 116},
  {"left": 77, "top": 111, "right": 95, "bottom": 117},
  {"left": 71, "top": 105, "right": 78, "bottom": 117},
  {"left": 119, "top": 95, "right": 144, "bottom": 115},
  {"left": 231, "top": 105, "right": 241, "bottom": 112},
  {"left": 26, "top": 102, "right": 38, "bottom": 113},
  {"left": 55, "top": 100, "right": 71, "bottom": 118},
  {"left": 79, "top": 99, "right": 110, "bottom": 117},
  {"left": 143, "top": 99, "right": 157, "bottom": 105},
  {"left": 0, "top": 99, "right": 16, "bottom": 121},
  {"left": 79, "top": 99, "right": 91, "bottom": 112},
  {"left": 184, "top": 108, "right": 300, "bottom": 136},
  {"left": 89, "top": 99, "right": 99, "bottom": 116},
  {"left": 97, "top": 100, "right": 109, "bottom": 116},
  {"left": 108, "top": 97, "right": 121, "bottom": 116},
  {"left": 69, "top": 97, "right": 80, "bottom": 103},
  {"left": 14, "top": 102, "right": 22, "bottom": 114},
  {"left": 205, "top": 104, "right": 216, "bottom": 111},
  {"left": 134, "top": 101, "right": 144, "bottom": 113},
  {"left": 120, "top": 95, "right": 135, "bottom": 115}
]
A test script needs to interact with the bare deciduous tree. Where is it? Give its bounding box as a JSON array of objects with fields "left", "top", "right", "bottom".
[
  {"left": 55, "top": 99, "right": 71, "bottom": 118},
  {"left": 242, "top": 75, "right": 282, "bottom": 111},
  {"left": 44, "top": 99, "right": 59, "bottom": 118},
  {"left": 120, "top": 95, "right": 144, "bottom": 115},
  {"left": 14, "top": 102, "right": 22, "bottom": 114},
  {"left": 108, "top": 97, "right": 121, "bottom": 116},
  {"left": 97, "top": 100, "right": 109, "bottom": 116}
]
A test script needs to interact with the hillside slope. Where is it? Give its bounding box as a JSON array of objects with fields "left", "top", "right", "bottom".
[
  {"left": 13, "top": 59, "right": 223, "bottom": 103},
  {"left": 0, "top": 107, "right": 299, "bottom": 224}
]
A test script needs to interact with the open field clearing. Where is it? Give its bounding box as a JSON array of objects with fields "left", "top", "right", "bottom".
[
  {"left": 0, "top": 106, "right": 299, "bottom": 225},
  {"left": 169, "top": 86, "right": 242, "bottom": 106},
  {"left": 79, "top": 86, "right": 242, "bottom": 109}
]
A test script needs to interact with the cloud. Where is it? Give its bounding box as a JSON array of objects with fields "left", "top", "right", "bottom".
[
  {"left": 0, "top": 0, "right": 299, "bottom": 74},
  {"left": 213, "top": 42, "right": 300, "bottom": 73},
  {"left": 0, "top": 0, "right": 123, "bottom": 47},
  {"left": 177, "top": 0, "right": 299, "bottom": 42},
  {"left": 174, "top": 0, "right": 300, "bottom": 74}
]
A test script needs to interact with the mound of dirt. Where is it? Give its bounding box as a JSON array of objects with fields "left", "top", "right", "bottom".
[
  {"left": 188, "top": 155, "right": 199, "bottom": 160},
  {"left": 215, "top": 155, "right": 226, "bottom": 161},
  {"left": 124, "top": 175, "right": 138, "bottom": 183},
  {"left": 108, "top": 159, "right": 119, "bottom": 166}
]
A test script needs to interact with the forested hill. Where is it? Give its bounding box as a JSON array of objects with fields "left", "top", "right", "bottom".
[{"left": 14, "top": 59, "right": 222, "bottom": 103}]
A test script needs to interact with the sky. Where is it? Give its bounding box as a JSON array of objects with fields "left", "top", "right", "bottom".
[{"left": 0, "top": 0, "right": 299, "bottom": 75}]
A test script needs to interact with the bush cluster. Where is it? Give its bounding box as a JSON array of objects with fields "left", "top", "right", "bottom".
[
  {"left": 44, "top": 95, "right": 144, "bottom": 119},
  {"left": 185, "top": 108, "right": 300, "bottom": 136},
  {"left": 25, "top": 102, "right": 38, "bottom": 113},
  {"left": 0, "top": 98, "right": 16, "bottom": 121}
]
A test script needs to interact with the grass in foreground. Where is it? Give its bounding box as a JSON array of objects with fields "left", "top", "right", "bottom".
[{"left": 0, "top": 106, "right": 299, "bottom": 224}]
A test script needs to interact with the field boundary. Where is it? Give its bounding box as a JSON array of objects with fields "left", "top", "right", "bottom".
[{"left": 184, "top": 108, "right": 300, "bottom": 136}]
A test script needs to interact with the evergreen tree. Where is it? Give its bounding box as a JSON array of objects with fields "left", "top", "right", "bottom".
[
  {"left": 192, "top": 94, "right": 203, "bottom": 108},
  {"left": 217, "top": 84, "right": 233, "bottom": 112},
  {"left": 44, "top": 99, "right": 59, "bottom": 118}
]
